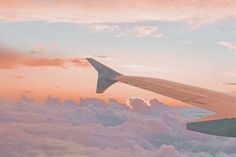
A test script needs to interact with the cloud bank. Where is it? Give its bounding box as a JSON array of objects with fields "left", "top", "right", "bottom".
[
  {"left": 0, "top": 0, "right": 236, "bottom": 27},
  {"left": 0, "top": 97, "right": 235, "bottom": 157},
  {"left": 0, "top": 46, "right": 90, "bottom": 69}
]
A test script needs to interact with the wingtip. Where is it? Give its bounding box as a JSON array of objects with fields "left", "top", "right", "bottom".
[
  {"left": 86, "top": 57, "right": 94, "bottom": 62},
  {"left": 86, "top": 57, "right": 121, "bottom": 94}
]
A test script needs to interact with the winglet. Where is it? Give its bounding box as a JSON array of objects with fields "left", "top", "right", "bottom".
[{"left": 87, "top": 58, "right": 122, "bottom": 93}]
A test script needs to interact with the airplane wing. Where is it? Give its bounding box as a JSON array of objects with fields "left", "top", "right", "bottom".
[{"left": 87, "top": 58, "right": 236, "bottom": 137}]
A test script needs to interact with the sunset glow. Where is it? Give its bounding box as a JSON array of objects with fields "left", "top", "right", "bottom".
[{"left": 1, "top": 0, "right": 236, "bottom": 156}]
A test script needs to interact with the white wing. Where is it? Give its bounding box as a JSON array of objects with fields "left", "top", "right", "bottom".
[{"left": 87, "top": 58, "right": 236, "bottom": 137}]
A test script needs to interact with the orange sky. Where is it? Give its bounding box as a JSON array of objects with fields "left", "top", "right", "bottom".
[
  {"left": 1, "top": 0, "right": 236, "bottom": 107},
  {"left": 0, "top": 58, "right": 184, "bottom": 107},
  {"left": 0, "top": 45, "right": 186, "bottom": 106}
]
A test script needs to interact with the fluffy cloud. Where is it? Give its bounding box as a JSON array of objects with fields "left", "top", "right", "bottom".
[
  {"left": 0, "top": 97, "right": 235, "bottom": 157},
  {"left": 0, "top": 0, "right": 236, "bottom": 27},
  {"left": 0, "top": 46, "right": 90, "bottom": 69}
]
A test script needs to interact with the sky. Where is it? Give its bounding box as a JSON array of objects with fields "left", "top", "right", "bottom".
[
  {"left": 1, "top": 0, "right": 236, "bottom": 105},
  {"left": 1, "top": 1, "right": 236, "bottom": 157}
]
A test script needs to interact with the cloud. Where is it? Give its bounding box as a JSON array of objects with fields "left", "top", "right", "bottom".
[
  {"left": 93, "top": 55, "right": 107, "bottom": 59},
  {"left": 121, "top": 64, "right": 176, "bottom": 73},
  {"left": 0, "top": 0, "right": 236, "bottom": 27},
  {"left": 68, "top": 58, "right": 91, "bottom": 68},
  {"left": 219, "top": 41, "right": 236, "bottom": 51},
  {"left": 30, "top": 44, "right": 48, "bottom": 55},
  {"left": 131, "top": 25, "right": 163, "bottom": 38},
  {"left": 13, "top": 75, "right": 24, "bottom": 79},
  {"left": 0, "top": 45, "right": 90, "bottom": 69},
  {"left": 223, "top": 72, "right": 236, "bottom": 77},
  {"left": 86, "top": 24, "right": 163, "bottom": 38},
  {"left": 0, "top": 97, "right": 235, "bottom": 156}
]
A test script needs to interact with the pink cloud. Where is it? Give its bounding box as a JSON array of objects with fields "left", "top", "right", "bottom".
[
  {"left": 0, "top": 45, "right": 90, "bottom": 69},
  {"left": 0, "top": 97, "right": 235, "bottom": 156},
  {"left": 0, "top": 0, "right": 236, "bottom": 26}
]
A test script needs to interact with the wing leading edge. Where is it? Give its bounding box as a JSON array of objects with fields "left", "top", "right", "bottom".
[{"left": 87, "top": 58, "right": 236, "bottom": 137}]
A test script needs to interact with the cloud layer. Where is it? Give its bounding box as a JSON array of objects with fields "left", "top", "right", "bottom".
[
  {"left": 0, "top": 46, "right": 90, "bottom": 69},
  {"left": 0, "top": 97, "right": 235, "bottom": 157},
  {"left": 1, "top": 0, "right": 236, "bottom": 26}
]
